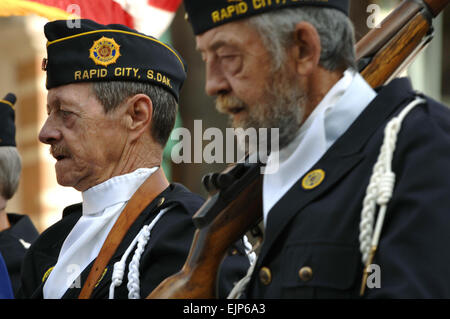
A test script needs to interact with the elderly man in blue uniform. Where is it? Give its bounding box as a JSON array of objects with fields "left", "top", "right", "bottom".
[
  {"left": 17, "top": 19, "right": 249, "bottom": 299},
  {"left": 0, "top": 93, "right": 40, "bottom": 295},
  {"left": 184, "top": 0, "right": 450, "bottom": 298}
]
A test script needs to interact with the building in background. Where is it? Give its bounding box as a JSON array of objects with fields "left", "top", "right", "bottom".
[
  {"left": 1, "top": 1, "right": 449, "bottom": 232},
  {"left": 0, "top": 16, "right": 81, "bottom": 232}
]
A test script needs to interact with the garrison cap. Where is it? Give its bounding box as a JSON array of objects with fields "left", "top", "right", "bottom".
[
  {"left": 43, "top": 19, "right": 187, "bottom": 101},
  {"left": 184, "top": 0, "right": 350, "bottom": 35},
  {"left": 0, "top": 93, "right": 17, "bottom": 147}
]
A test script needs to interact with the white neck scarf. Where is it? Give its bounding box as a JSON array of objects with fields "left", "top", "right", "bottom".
[
  {"left": 262, "top": 70, "right": 377, "bottom": 227},
  {"left": 43, "top": 167, "right": 158, "bottom": 299}
]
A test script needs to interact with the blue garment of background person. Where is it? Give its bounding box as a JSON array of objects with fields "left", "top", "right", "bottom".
[{"left": 0, "top": 252, "right": 13, "bottom": 299}]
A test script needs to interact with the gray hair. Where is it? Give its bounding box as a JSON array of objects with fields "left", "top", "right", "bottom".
[
  {"left": 247, "top": 7, "right": 357, "bottom": 72},
  {"left": 92, "top": 82, "right": 178, "bottom": 146},
  {"left": 0, "top": 147, "right": 22, "bottom": 200}
]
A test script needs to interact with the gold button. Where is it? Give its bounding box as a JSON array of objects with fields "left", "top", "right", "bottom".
[
  {"left": 157, "top": 197, "right": 165, "bottom": 207},
  {"left": 298, "top": 266, "right": 313, "bottom": 282},
  {"left": 259, "top": 267, "right": 272, "bottom": 285}
]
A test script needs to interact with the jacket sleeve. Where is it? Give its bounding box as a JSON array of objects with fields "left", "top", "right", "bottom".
[{"left": 366, "top": 101, "right": 450, "bottom": 298}]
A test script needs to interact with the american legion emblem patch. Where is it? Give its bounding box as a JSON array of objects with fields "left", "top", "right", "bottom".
[
  {"left": 89, "top": 36, "right": 121, "bottom": 67},
  {"left": 302, "top": 169, "right": 326, "bottom": 190}
]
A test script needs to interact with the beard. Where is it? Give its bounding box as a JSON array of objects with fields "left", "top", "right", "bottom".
[{"left": 216, "top": 68, "right": 306, "bottom": 155}]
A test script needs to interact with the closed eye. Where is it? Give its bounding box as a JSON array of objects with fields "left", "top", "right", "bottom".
[
  {"left": 219, "top": 54, "right": 242, "bottom": 75},
  {"left": 60, "top": 110, "right": 73, "bottom": 118}
]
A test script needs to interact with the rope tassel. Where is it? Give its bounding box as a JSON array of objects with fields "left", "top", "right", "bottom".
[
  {"left": 108, "top": 205, "right": 174, "bottom": 299},
  {"left": 359, "top": 97, "right": 425, "bottom": 296}
]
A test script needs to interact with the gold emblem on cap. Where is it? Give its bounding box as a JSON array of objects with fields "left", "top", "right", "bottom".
[
  {"left": 302, "top": 169, "right": 325, "bottom": 190},
  {"left": 89, "top": 36, "right": 121, "bottom": 67}
]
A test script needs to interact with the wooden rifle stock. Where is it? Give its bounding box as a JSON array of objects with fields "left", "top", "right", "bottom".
[
  {"left": 148, "top": 162, "right": 263, "bottom": 298},
  {"left": 357, "top": 0, "right": 449, "bottom": 87},
  {"left": 147, "top": 0, "right": 449, "bottom": 299}
]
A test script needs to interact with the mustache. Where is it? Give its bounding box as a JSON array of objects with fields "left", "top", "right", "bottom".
[
  {"left": 215, "top": 95, "right": 247, "bottom": 114},
  {"left": 50, "top": 144, "right": 71, "bottom": 158}
]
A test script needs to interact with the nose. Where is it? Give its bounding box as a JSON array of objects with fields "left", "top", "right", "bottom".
[
  {"left": 38, "top": 115, "right": 61, "bottom": 145},
  {"left": 205, "top": 61, "right": 231, "bottom": 97}
]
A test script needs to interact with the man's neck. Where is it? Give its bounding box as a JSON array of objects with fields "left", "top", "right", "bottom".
[
  {"left": 75, "top": 140, "right": 163, "bottom": 192},
  {"left": 0, "top": 209, "right": 11, "bottom": 232},
  {"left": 303, "top": 68, "right": 345, "bottom": 121}
]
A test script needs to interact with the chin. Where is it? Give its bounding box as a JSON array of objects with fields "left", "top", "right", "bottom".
[
  {"left": 55, "top": 168, "right": 79, "bottom": 188},
  {"left": 56, "top": 175, "right": 75, "bottom": 188}
]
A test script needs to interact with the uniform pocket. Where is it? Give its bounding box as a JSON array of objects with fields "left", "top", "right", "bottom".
[{"left": 281, "top": 242, "right": 360, "bottom": 298}]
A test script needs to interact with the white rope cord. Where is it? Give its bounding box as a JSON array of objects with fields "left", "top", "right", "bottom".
[
  {"left": 108, "top": 205, "right": 174, "bottom": 299},
  {"left": 359, "top": 97, "right": 426, "bottom": 266},
  {"left": 126, "top": 224, "right": 152, "bottom": 299},
  {"left": 227, "top": 235, "right": 258, "bottom": 299},
  {"left": 109, "top": 229, "right": 141, "bottom": 299},
  {"left": 243, "top": 235, "right": 257, "bottom": 265},
  {"left": 126, "top": 206, "right": 172, "bottom": 299},
  {"left": 227, "top": 258, "right": 257, "bottom": 299}
]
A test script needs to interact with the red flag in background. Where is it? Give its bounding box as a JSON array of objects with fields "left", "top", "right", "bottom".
[{"left": 0, "top": 0, "right": 182, "bottom": 37}]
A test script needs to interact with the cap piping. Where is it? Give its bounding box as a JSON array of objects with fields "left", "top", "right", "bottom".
[
  {"left": 0, "top": 99, "right": 14, "bottom": 110},
  {"left": 46, "top": 29, "right": 185, "bottom": 70}
]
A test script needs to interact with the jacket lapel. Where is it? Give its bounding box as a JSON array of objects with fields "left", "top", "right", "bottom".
[
  {"left": 61, "top": 190, "right": 170, "bottom": 298},
  {"left": 257, "top": 78, "right": 416, "bottom": 266}
]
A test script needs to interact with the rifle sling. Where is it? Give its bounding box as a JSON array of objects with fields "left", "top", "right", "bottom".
[{"left": 78, "top": 168, "right": 169, "bottom": 299}]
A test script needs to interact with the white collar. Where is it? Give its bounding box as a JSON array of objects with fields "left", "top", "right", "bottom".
[
  {"left": 82, "top": 167, "right": 159, "bottom": 216},
  {"left": 263, "top": 69, "right": 377, "bottom": 226},
  {"left": 43, "top": 166, "right": 159, "bottom": 299},
  {"left": 275, "top": 69, "right": 355, "bottom": 164}
]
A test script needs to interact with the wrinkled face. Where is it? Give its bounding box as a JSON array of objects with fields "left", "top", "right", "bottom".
[
  {"left": 196, "top": 20, "right": 306, "bottom": 150},
  {"left": 39, "top": 83, "right": 127, "bottom": 191}
]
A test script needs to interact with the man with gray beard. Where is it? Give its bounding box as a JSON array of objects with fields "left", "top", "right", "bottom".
[{"left": 184, "top": 0, "right": 450, "bottom": 298}]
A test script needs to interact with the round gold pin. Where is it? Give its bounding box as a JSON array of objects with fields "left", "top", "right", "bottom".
[{"left": 302, "top": 169, "right": 325, "bottom": 190}]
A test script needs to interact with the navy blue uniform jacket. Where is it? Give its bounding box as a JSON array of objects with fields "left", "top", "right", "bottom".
[
  {"left": 17, "top": 183, "right": 249, "bottom": 298},
  {"left": 247, "top": 78, "right": 450, "bottom": 298},
  {"left": 0, "top": 214, "right": 39, "bottom": 295},
  {"left": 0, "top": 252, "right": 14, "bottom": 299}
]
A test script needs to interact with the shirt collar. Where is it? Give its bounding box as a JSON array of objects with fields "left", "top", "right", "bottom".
[
  {"left": 81, "top": 167, "right": 158, "bottom": 216},
  {"left": 268, "top": 68, "right": 356, "bottom": 168},
  {"left": 263, "top": 69, "right": 377, "bottom": 225}
]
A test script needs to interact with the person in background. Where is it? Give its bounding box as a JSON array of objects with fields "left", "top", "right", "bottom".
[
  {"left": 17, "top": 19, "right": 249, "bottom": 299},
  {"left": 0, "top": 93, "right": 39, "bottom": 295},
  {"left": 184, "top": 0, "right": 450, "bottom": 298},
  {"left": 0, "top": 252, "right": 14, "bottom": 299}
]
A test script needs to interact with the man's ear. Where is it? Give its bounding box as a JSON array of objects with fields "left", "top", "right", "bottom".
[
  {"left": 292, "top": 21, "right": 322, "bottom": 76},
  {"left": 125, "top": 94, "right": 153, "bottom": 140}
]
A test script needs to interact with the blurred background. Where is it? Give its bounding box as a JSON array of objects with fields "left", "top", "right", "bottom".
[{"left": 1, "top": 0, "right": 449, "bottom": 233}]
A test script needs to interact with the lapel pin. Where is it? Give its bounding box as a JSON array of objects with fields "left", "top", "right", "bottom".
[{"left": 302, "top": 169, "right": 326, "bottom": 190}]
